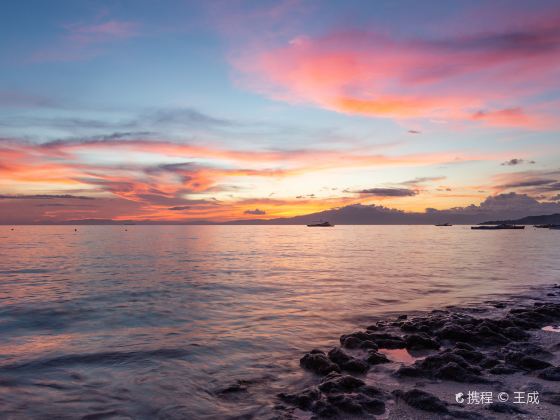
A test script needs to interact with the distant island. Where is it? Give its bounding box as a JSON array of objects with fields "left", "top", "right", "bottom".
[{"left": 479, "top": 213, "right": 560, "bottom": 225}]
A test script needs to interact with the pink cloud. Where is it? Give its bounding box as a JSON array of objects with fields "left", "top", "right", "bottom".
[
  {"left": 232, "top": 13, "right": 560, "bottom": 128},
  {"left": 31, "top": 19, "right": 139, "bottom": 62}
]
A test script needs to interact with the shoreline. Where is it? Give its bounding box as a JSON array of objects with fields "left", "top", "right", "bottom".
[{"left": 276, "top": 284, "right": 560, "bottom": 419}]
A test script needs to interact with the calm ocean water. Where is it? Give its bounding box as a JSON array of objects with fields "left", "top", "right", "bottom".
[{"left": 1, "top": 225, "right": 559, "bottom": 419}]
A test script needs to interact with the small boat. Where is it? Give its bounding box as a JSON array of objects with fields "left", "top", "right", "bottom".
[
  {"left": 534, "top": 224, "right": 554, "bottom": 228},
  {"left": 549, "top": 225, "right": 560, "bottom": 230},
  {"left": 471, "top": 224, "right": 525, "bottom": 230},
  {"left": 435, "top": 223, "right": 453, "bottom": 226},
  {"left": 307, "top": 221, "right": 334, "bottom": 227}
]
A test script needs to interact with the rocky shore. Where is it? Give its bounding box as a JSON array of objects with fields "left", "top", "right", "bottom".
[{"left": 276, "top": 285, "right": 560, "bottom": 419}]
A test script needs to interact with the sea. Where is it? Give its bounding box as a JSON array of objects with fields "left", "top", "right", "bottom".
[{"left": 1, "top": 225, "right": 559, "bottom": 419}]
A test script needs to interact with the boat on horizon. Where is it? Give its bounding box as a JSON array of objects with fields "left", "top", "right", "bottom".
[
  {"left": 306, "top": 220, "right": 334, "bottom": 227},
  {"left": 471, "top": 224, "right": 525, "bottom": 230},
  {"left": 549, "top": 225, "right": 560, "bottom": 230},
  {"left": 534, "top": 224, "right": 554, "bottom": 228},
  {"left": 435, "top": 223, "right": 453, "bottom": 226}
]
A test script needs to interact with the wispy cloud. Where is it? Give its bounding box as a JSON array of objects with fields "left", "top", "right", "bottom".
[
  {"left": 31, "top": 19, "right": 140, "bottom": 62},
  {"left": 356, "top": 188, "right": 418, "bottom": 197}
]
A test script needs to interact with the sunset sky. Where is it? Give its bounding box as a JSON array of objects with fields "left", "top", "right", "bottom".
[{"left": 1, "top": 0, "right": 560, "bottom": 223}]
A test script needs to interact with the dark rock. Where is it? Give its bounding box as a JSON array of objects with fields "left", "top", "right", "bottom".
[
  {"left": 395, "top": 365, "right": 424, "bottom": 377},
  {"left": 504, "top": 341, "right": 552, "bottom": 357},
  {"left": 455, "top": 342, "right": 476, "bottom": 351},
  {"left": 339, "top": 336, "right": 362, "bottom": 349},
  {"left": 366, "top": 351, "right": 390, "bottom": 365},
  {"left": 488, "top": 364, "right": 519, "bottom": 375},
  {"left": 393, "top": 389, "right": 448, "bottom": 413},
  {"left": 342, "top": 358, "right": 369, "bottom": 373},
  {"left": 318, "top": 373, "right": 364, "bottom": 393},
  {"left": 327, "top": 347, "right": 351, "bottom": 365},
  {"left": 311, "top": 399, "right": 338, "bottom": 417},
  {"left": 475, "top": 325, "right": 510, "bottom": 345},
  {"left": 356, "top": 395, "right": 385, "bottom": 414},
  {"left": 502, "top": 326, "right": 530, "bottom": 341},
  {"left": 278, "top": 387, "right": 320, "bottom": 410},
  {"left": 420, "top": 351, "right": 476, "bottom": 371},
  {"left": 487, "top": 402, "right": 526, "bottom": 414},
  {"left": 300, "top": 351, "right": 340, "bottom": 375},
  {"left": 545, "top": 393, "right": 560, "bottom": 406},
  {"left": 538, "top": 366, "right": 560, "bottom": 381},
  {"left": 405, "top": 333, "right": 440, "bottom": 350},
  {"left": 479, "top": 357, "right": 500, "bottom": 369},
  {"left": 452, "top": 349, "right": 485, "bottom": 364},
  {"left": 435, "top": 362, "right": 488, "bottom": 383},
  {"left": 376, "top": 339, "right": 406, "bottom": 349},
  {"left": 367, "top": 332, "right": 406, "bottom": 349},
  {"left": 326, "top": 394, "right": 363, "bottom": 414},
  {"left": 397, "top": 314, "right": 407, "bottom": 320},
  {"left": 327, "top": 347, "right": 369, "bottom": 373},
  {"left": 360, "top": 340, "right": 379, "bottom": 350},
  {"left": 436, "top": 323, "right": 471, "bottom": 342},
  {"left": 505, "top": 351, "right": 551, "bottom": 370}
]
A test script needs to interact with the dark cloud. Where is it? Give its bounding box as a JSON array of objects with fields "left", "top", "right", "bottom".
[
  {"left": 400, "top": 176, "right": 446, "bottom": 186},
  {"left": 0, "top": 194, "right": 94, "bottom": 200},
  {"left": 145, "top": 108, "right": 233, "bottom": 127},
  {"left": 500, "top": 178, "right": 557, "bottom": 188},
  {"left": 357, "top": 188, "right": 418, "bottom": 197},
  {"left": 244, "top": 208, "right": 266, "bottom": 215},
  {"left": 501, "top": 158, "right": 535, "bottom": 166},
  {"left": 408, "top": 130, "right": 421, "bottom": 134},
  {"left": 168, "top": 206, "right": 191, "bottom": 211}
]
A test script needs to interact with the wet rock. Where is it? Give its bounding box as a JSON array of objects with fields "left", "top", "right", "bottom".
[
  {"left": 487, "top": 402, "right": 526, "bottom": 414},
  {"left": 475, "top": 325, "right": 510, "bottom": 345},
  {"left": 545, "top": 393, "right": 560, "bottom": 406},
  {"left": 502, "top": 326, "right": 530, "bottom": 341},
  {"left": 396, "top": 314, "right": 407, "bottom": 321},
  {"left": 340, "top": 331, "right": 379, "bottom": 350},
  {"left": 488, "top": 364, "right": 518, "bottom": 375},
  {"left": 325, "top": 394, "right": 363, "bottom": 414},
  {"left": 504, "top": 341, "right": 552, "bottom": 357},
  {"left": 355, "top": 394, "right": 385, "bottom": 414},
  {"left": 393, "top": 389, "right": 448, "bottom": 413},
  {"left": 318, "top": 373, "right": 364, "bottom": 393},
  {"left": 538, "top": 366, "right": 560, "bottom": 381},
  {"left": 420, "top": 351, "right": 476, "bottom": 372},
  {"left": 367, "top": 332, "right": 406, "bottom": 349},
  {"left": 405, "top": 333, "right": 440, "bottom": 350},
  {"left": 479, "top": 357, "right": 500, "bottom": 369},
  {"left": 278, "top": 387, "right": 320, "bottom": 410},
  {"left": 300, "top": 350, "right": 340, "bottom": 375},
  {"left": 452, "top": 348, "right": 485, "bottom": 364},
  {"left": 327, "top": 348, "right": 369, "bottom": 373},
  {"left": 342, "top": 358, "right": 369, "bottom": 374},
  {"left": 435, "top": 362, "right": 488, "bottom": 383},
  {"left": 311, "top": 399, "right": 338, "bottom": 418},
  {"left": 366, "top": 351, "right": 390, "bottom": 365},
  {"left": 395, "top": 365, "right": 424, "bottom": 377},
  {"left": 455, "top": 342, "right": 476, "bottom": 351},
  {"left": 436, "top": 323, "right": 471, "bottom": 342},
  {"left": 339, "top": 335, "right": 362, "bottom": 349},
  {"left": 505, "top": 351, "right": 551, "bottom": 370}
]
